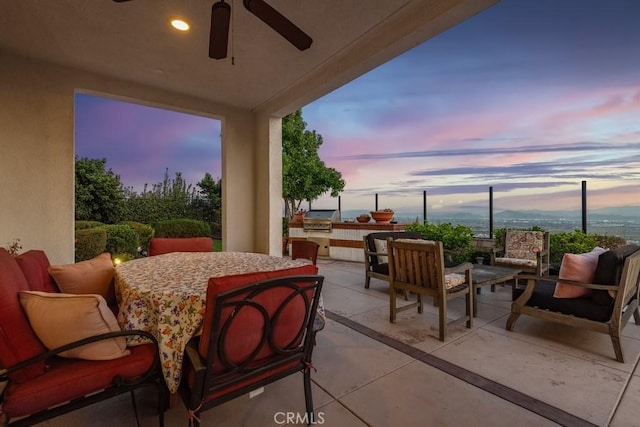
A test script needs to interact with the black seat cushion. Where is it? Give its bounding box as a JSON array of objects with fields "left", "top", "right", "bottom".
[
  {"left": 593, "top": 244, "right": 640, "bottom": 285},
  {"left": 513, "top": 280, "right": 614, "bottom": 322},
  {"left": 371, "top": 263, "right": 389, "bottom": 275}
]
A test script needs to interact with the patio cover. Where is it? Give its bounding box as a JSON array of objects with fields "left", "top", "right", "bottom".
[{"left": 0, "top": 0, "right": 498, "bottom": 263}]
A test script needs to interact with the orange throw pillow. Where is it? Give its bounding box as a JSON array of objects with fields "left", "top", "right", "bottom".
[
  {"left": 553, "top": 247, "right": 606, "bottom": 298},
  {"left": 48, "top": 253, "right": 115, "bottom": 304},
  {"left": 19, "top": 291, "right": 129, "bottom": 360}
]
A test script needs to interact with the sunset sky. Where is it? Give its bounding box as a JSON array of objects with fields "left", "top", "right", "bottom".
[{"left": 75, "top": 0, "right": 640, "bottom": 215}]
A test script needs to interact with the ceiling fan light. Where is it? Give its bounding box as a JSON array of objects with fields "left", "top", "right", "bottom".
[
  {"left": 210, "top": 1, "right": 231, "bottom": 59},
  {"left": 171, "top": 19, "right": 190, "bottom": 31}
]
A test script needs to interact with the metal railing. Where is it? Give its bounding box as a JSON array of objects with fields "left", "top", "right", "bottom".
[{"left": 303, "top": 181, "right": 640, "bottom": 243}]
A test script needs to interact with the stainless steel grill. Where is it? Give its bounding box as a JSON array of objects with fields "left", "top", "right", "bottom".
[{"left": 302, "top": 209, "right": 340, "bottom": 232}]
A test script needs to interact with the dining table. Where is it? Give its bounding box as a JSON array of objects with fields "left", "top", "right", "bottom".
[{"left": 114, "top": 251, "right": 323, "bottom": 394}]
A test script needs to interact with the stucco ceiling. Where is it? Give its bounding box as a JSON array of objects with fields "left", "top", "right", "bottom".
[{"left": 0, "top": 0, "right": 498, "bottom": 115}]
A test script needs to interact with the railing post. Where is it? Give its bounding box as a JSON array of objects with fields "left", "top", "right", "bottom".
[
  {"left": 489, "top": 186, "right": 494, "bottom": 238},
  {"left": 338, "top": 195, "right": 341, "bottom": 212},
  {"left": 423, "top": 190, "right": 427, "bottom": 224},
  {"left": 375, "top": 193, "right": 378, "bottom": 211},
  {"left": 582, "top": 180, "right": 587, "bottom": 234}
]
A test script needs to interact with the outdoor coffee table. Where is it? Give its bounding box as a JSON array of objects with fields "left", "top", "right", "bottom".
[{"left": 472, "top": 265, "right": 521, "bottom": 316}]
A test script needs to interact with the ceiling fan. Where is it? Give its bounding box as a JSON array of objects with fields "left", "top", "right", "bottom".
[{"left": 113, "top": 0, "right": 313, "bottom": 60}]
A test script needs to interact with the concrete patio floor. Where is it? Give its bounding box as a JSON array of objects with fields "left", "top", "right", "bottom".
[{"left": 34, "top": 258, "right": 640, "bottom": 426}]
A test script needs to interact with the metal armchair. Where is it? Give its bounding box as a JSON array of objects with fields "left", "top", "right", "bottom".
[{"left": 181, "top": 274, "right": 324, "bottom": 426}]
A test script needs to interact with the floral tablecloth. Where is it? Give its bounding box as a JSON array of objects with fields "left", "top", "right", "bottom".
[{"left": 114, "top": 251, "right": 322, "bottom": 393}]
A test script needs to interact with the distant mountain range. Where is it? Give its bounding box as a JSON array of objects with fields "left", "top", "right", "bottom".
[
  {"left": 494, "top": 207, "right": 639, "bottom": 221},
  {"left": 340, "top": 206, "right": 639, "bottom": 221}
]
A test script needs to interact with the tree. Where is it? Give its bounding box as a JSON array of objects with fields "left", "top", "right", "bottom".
[
  {"left": 121, "top": 170, "right": 222, "bottom": 237},
  {"left": 282, "top": 110, "right": 345, "bottom": 218},
  {"left": 195, "top": 173, "right": 222, "bottom": 237},
  {"left": 75, "top": 157, "right": 125, "bottom": 223},
  {"left": 197, "top": 173, "right": 222, "bottom": 208},
  {"left": 123, "top": 169, "right": 197, "bottom": 223}
]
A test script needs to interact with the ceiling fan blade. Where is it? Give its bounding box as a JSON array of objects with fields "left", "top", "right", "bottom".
[
  {"left": 112, "top": 0, "right": 133, "bottom": 2},
  {"left": 243, "top": 0, "right": 312, "bottom": 51},
  {"left": 209, "top": 1, "right": 231, "bottom": 59}
]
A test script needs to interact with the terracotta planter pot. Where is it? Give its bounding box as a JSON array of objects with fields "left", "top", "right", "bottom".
[
  {"left": 370, "top": 211, "right": 394, "bottom": 224},
  {"left": 356, "top": 216, "right": 371, "bottom": 223},
  {"left": 293, "top": 213, "right": 304, "bottom": 222}
]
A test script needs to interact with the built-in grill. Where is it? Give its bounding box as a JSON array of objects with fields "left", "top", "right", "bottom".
[{"left": 302, "top": 209, "right": 341, "bottom": 232}]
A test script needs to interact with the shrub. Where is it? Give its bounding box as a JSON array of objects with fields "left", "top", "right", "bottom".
[
  {"left": 153, "top": 219, "right": 211, "bottom": 238},
  {"left": 75, "top": 220, "right": 105, "bottom": 230},
  {"left": 101, "top": 224, "right": 139, "bottom": 258},
  {"left": 549, "top": 231, "right": 627, "bottom": 267},
  {"left": 120, "top": 221, "right": 154, "bottom": 255},
  {"left": 405, "top": 222, "right": 474, "bottom": 263},
  {"left": 75, "top": 228, "right": 107, "bottom": 262},
  {"left": 549, "top": 231, "right": 598, "bottom": 266},
  {"left": 594, "top": 234, "right": 627, "bottom": 249}
]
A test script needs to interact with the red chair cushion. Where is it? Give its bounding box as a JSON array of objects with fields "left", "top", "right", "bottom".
[
  {"left": 148, "top": 237, "right": 213, "bottom": 256},
  {"left": 0, "top": 249, "right": 47, "bottom": 383},
  {"left": 15, "top": 250, "right": 59, "bottom": 293},
  {"left": 2, "top": 343, "right": 156, "bottom": 418},
  {"left": 198, "top": 264, "right": 318, "bottom": 359}
]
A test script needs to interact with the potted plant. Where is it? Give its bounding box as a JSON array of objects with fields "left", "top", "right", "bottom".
[
  {"left": 292, "top": 209, "right": 306, "bottom": 223},
  {"left": 370, "top": 208, "right": 394, "bottom": 224},
  {"left": 356, "top": 213, "right": 371, "bottom": 223}
]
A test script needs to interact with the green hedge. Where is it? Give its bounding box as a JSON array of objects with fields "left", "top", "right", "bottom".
[
  {"left": 75, "top": 220, "right": 105, "bottom": 230},
  {"left": 120, "top": 221, "right": 154, "bottom": 253},
  {"left": 75, "top": 228, "right": 107, "bottom": 262},
  {"left": 100, "top": 224, "right": 139, "bottom": 258},
  {"left": 153, "top": 219, "right": 211, "bottom": 238},
  {"left": 405, "top": 222, "right": 474, "bottom": 263},
  {"left": 549, "top": 231, "right": 598, "bottom": 266}
]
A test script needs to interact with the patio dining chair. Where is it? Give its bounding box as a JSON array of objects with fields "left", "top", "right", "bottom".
[
  {"left": 181, "top": 273, "right": 324, "bottom": 426},
  {"left": 291, "top": 239, "right": 320, "bottom": 265},
  {"left": 148, "top": 237, "right": 213, "bottom": 256},
  {"left": 387, "top": 239, "right": 473, "bottom": 341}
]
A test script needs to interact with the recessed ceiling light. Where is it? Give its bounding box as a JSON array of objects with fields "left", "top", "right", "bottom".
[{"left": 171, "top": 19, "right": 190, "bottom": 31}]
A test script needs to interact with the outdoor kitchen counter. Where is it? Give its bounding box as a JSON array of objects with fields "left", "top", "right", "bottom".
[{"left": 288, "top": 221, "right": 408, "bottom": 262}]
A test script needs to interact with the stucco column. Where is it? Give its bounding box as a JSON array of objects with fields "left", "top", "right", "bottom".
[
  {"left": 253, "top": 113, "right": 283, "bottom": 255},
  {"left": 221, "top": 111, "right": 256, "bottom": 252}
]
